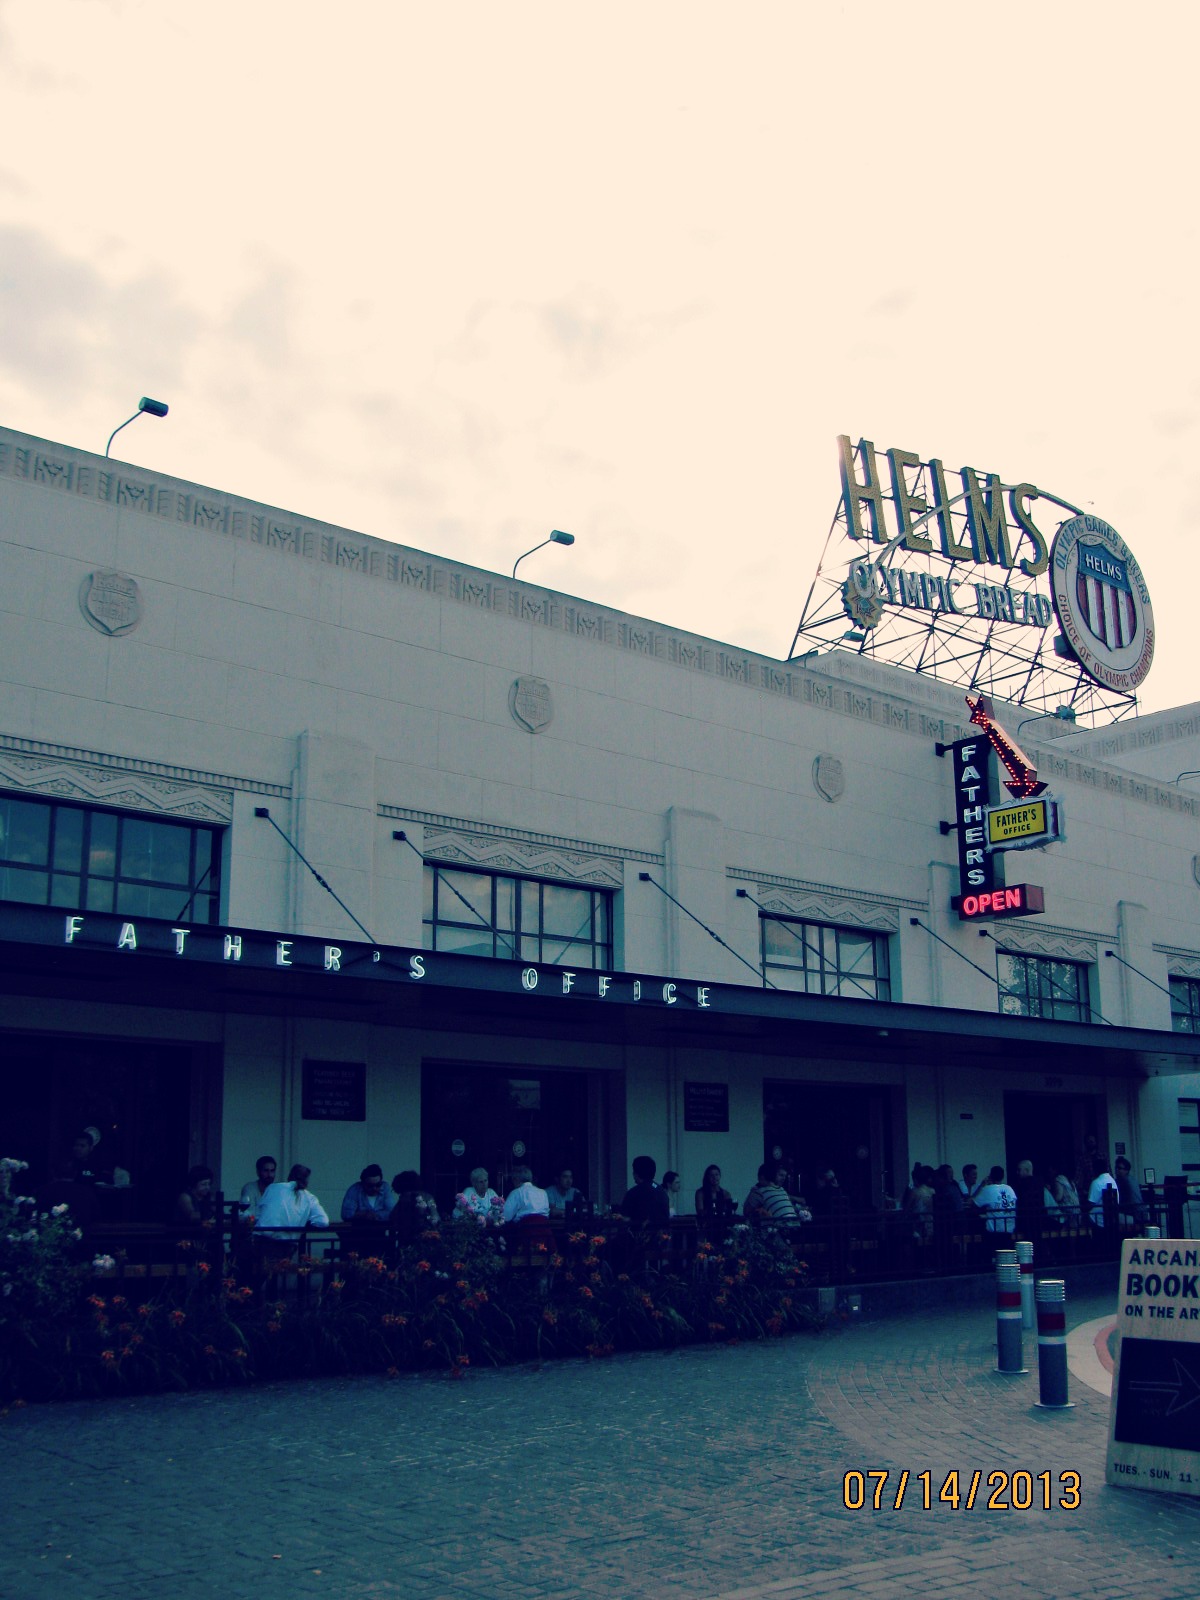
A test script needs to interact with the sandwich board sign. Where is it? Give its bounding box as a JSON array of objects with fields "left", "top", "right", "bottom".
[{"left": 1106, "top": 1238, "right": 1200, "bottom": 1497}]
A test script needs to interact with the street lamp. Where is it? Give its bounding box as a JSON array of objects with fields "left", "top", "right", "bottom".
[
  {"left": 1015, "top": 705, "right": 1077, "bottom": 739},
  {"left": 105, "top": 396, "right": 169, "bottom": 458},
  {"left": 512, "top": 529, "right": 574, "bottom": 580}
]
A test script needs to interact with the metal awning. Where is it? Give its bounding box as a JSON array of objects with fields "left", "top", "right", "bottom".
[{"left": 3, "top": 901, "right": 1199, "bottom": 1078}]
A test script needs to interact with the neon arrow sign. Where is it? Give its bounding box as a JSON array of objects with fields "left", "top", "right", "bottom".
[{"left": 966, "top": 694, "right": 1047, "bottom": 799}]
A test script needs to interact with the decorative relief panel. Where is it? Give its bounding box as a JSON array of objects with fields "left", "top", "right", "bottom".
[
  {"left": 987, "top": 925, "right": 1100, "bottom": 963},
  {"left": 421, "top": 826, "right": 624, "bottom": 888},
  {"left": 748, "top": 883, "right": 899, "bottom": 932},
  {"left": 0, "top": 749, "right": 233, "bottom": 822}
]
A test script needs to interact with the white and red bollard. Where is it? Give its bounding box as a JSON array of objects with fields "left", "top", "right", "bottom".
[
  {"left": 1017, "top": 1238, "right": 1035, "bottom": 1329},
  {"left": 1034, "top": 1278, "right": 1073, "bottom": 1409},
  {"left": 995, "top": 1257, "right": 1026, "bottom": 1374}
]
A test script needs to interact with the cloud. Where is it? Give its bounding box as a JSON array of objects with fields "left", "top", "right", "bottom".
[{"left": 0, "top": 224, "right": 202, "bottom": 403}]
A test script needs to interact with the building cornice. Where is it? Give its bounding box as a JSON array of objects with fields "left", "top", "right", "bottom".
[{"left": 4, "top": 425, "right": 1199, "bottom": 821}]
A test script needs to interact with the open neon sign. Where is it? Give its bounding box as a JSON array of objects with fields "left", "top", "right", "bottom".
[{"left": 952, "top": 884, "right": 1045, "bottom": 921}]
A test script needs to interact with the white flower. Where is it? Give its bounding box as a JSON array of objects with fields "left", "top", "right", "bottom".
[
  {"left": 52, "top": 1203, "right": 70, "bottom": 1217},
  {"left": 0, "top": 1158, "right": 29, "bottom": 1172},
  {"left": 72, "top": 1229, "right": 83, "bottom": 1240},
  {"left": 92, "top": 1254, "right": 117, "bottom": 1271}
]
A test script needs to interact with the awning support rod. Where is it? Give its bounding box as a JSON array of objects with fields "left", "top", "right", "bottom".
[
  {"left": 639, "top": 872, "right": 775, "bottom": 987},
  {"left": 254, "top": 807, "right": 378, "bottom": 947}
]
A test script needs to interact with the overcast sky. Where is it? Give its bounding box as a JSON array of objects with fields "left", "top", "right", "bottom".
[{"left": 1, "top": 1, "right": 1196, "bottom": 716}]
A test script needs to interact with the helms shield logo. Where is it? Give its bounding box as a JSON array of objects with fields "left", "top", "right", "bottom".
[
  {"left": 1050, "top": 516, "right": 1153, "bottom": 694},
  {"left": 1075, "top": 539, "right": 1136, "bottom": 651}
]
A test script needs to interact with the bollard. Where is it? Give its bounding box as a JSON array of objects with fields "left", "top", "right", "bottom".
[
  {"left": 1034, "top": 1278, "right": 1073, "bottom": 1409},
  {"left": 995, "top": 1260, "right": 1026, "bottom": 1374},
  {"left": 1016, "top": 1239, "right": 1035, "bottom": 1330},
  {"left": 1145, "top": 1225, "right": 1161, "bottom": 1239}
]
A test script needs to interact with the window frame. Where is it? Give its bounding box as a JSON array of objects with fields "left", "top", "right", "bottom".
[
  {"left": 759, "top": 914, "right": 892, "bottom": 1001},
  {"left": 1169, "top": 975, "right": 1200, "bottom": 1034},
  {"left": 995, "top": 949, "right": 1092, "bottom": 1023},
  {"left": 0, "top": 793, "right": 223, "bottom": 925},
  {"left": 422, "top": 862, "right": 614, "bottom": 969}
]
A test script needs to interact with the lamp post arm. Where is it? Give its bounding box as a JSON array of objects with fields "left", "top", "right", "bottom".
[
  {"left": 512, "top": 538, "right": 552, "bottom": 579},
  {"left": 105, "top": 412, "right": 140, "bottom": 458}
]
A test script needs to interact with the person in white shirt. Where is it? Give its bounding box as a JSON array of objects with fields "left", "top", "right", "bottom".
[
  {"left": 454, "top": 1167, "right": 501, "bottom": 1225},
  {"left": 972, "top": 1166, "right": 1018, "bottom": 1234},
  {"left": 239, "top": 1155, "right": 277, "bottom": 1220},
  {"left": 503, "top": 1165, "right": 550, "bottom": 1225},
  {"left": 1087, "top": 1160, "right": 1119, "bottom": 1228},
  {"left": 254, "top": 1164, "right": 330, "bottom": 1260}
]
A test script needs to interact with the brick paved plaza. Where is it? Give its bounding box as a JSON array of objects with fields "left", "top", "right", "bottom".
[{"left": 3, "top": 1288, "right": 1198, "bottom": 1600}]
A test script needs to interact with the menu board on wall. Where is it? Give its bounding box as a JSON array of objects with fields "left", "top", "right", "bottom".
[
  {"left": 684, "top": 1081, "right": 729, "bottom": 1133},
  {"left": 302, "top": 1059, "right": 366, "bottom": 1122}
]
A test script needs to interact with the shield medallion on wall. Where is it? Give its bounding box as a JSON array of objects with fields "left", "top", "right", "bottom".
[
  {"left": 812, "top": 754, "right": 845, "bottom": 803},
  {"left": 510, "top": 676, "right": 553, "bottom": 733},
  {"left": 79, "top": 570, "right": 143, "bottom": 636}
]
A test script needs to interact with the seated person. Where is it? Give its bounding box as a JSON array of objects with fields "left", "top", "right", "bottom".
[
  {"left": 62, "top": 1128, "right": 109, "bottom": 1186},
  {"left": 454, "top": 1167, "right": 502, "bottom": 1225},
  {"left": 1114, "top": 1157, "right": 1149, "bottom": 1230},
  {"left": 341, "top": 1163, "right": 396, "bottom": 1228},
  {"left": 502, "top": 1165, "right": 555, "bottom": 1254},
  {"left": 175, "top": 1164, "right": 215, "bottom": 1223},
  {"left": 544, "top": 1167, "right": 587, "bottom": 1218},
  {"left": 1088, "top": 1158, "right": 1120, "bottom": 1227},
  {"left": 973, "top": 1166, "right": 1018, "bottom": 1234},
  {"left": 239, "top": 1155, "right": 278, "bottom": 1221},
  {"left": 616, "top": 1155, "right": 671, "bottom": 1225},
  {"left": 660, "top": 1171, "right": 682, "bottom": 1217},
  {"left": 695, "top": 1164, "right": 736, "bottom": 1218},
  {"left": 388, "top": 1170, "right": 441, "bottom": 1244},
  {"left": 742, "top": 1162, "right": 805, "bottom": 1228},
  {"left": 810, "top": 1167, "right": 852, "bottom": 1219},
  {"left": 253, "top": 1164, "right": 330, "bottom": 1260}
]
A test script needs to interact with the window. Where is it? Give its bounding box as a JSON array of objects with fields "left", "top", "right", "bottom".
[
  {"left": 760, "top": 916, "right": 891, "bottom": 1000},
  {"left": 996, "top": 950, "right": 1091, "bottom": 1023},
  {"left": 0, "top": 794, "right": 221, "bottom": 924},
  {"left": 1180, "top": 1099, "right": 1200, "bottom": 1176},
  {"left": 423, "top": 864, "right": 613, "bottom": 968},
  {"left": 1169, "top": 976, "right": 1200, "bottom": 1034}
]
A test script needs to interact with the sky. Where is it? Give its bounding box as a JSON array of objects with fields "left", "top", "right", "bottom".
[{"left": 1, "top": 1, "right": 1197, "bottom": 716}]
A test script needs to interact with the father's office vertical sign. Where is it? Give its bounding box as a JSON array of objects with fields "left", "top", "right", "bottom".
[
  {"left": 1106, "top": 1237, "right": 1200, "bottom": 1497},
  {"left": 949, "top": 737, "right": 1001, "bottom": 899}
]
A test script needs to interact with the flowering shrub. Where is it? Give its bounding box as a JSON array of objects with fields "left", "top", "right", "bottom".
[
  {"left": 0, "top": 1175, "right": 818, "bottom": 1405},
  {"left": 0, "top": 1159, "right": 88, "bottom": 1325}
]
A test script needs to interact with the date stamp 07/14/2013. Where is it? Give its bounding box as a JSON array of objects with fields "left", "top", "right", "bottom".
[{"left": 842, "top": 1469, "right": 1082, "bottom": 1512}]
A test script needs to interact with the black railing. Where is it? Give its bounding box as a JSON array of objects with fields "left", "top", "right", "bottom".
[{"left": 79, "top": 1188, "right": 1180, "bottom": 1298}]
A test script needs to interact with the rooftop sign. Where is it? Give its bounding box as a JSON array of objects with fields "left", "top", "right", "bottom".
[{"left": 790, "top": 437, "right": 1155, "bottom": 719}]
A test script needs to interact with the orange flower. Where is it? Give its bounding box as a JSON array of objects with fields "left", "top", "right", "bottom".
[
  {"left": 100, "top": 1349, "right": 116, "bottom": 1365},
  {"left": 169, "top": 1309, "right": 186, "bottom": 1327},
  {"left": 415, "top": 1260, "right": 431, "bottom": 1273},
  {"left": 578, "top": 1285, "right": 594, "bottom": 1299}
]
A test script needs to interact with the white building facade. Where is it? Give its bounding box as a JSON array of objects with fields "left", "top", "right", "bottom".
[{"left": 2, "top": 425, "right": 1198, "bottom": 1222}]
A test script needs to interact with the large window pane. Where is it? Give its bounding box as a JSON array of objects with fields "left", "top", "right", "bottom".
[
  {"left": 542, "top": 884, "right": 591, "bottom": 939},
  {"left": 121, "top": 817, "right": 192, "bottom": 885},
  {"left": 0, "top": 798, "right": 50, "bottom": 866}
]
